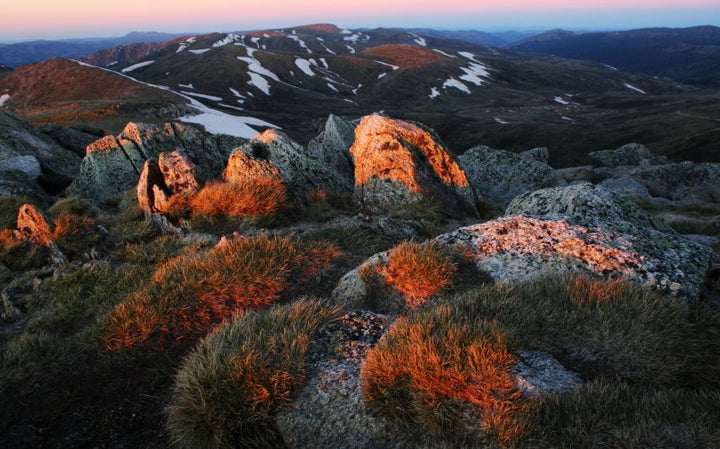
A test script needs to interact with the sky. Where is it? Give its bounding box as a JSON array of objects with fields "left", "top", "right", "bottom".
[{"left": 1, "top": 0, "right": 719, "bottom": 42}]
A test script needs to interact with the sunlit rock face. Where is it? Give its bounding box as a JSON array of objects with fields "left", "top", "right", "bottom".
[
  {"left": 15, "top": 203, "right": 52, "bottom": 245},
  {"left": 458, "top": 145, "right": 564, "bottom": 206},
  {"left": 350, "top": 114, "right": 479, "bottom": 216},
  {"left": 435, "top": 183, "right": 713, "bottom": 298},
  {"left": 229, "top": 129, "right": 352, "bottom": 198},
  {"left": 137, "top": 151, "right": 199, "bottom": 216},
  {"left": 68, "top": 122, "right": 237, "bottom": 203}
]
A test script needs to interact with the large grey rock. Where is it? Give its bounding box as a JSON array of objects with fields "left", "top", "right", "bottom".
[
  {"left": 137, "top": 151, "right": 199, "bottom": 216},
  {"left": 458, "top": 145, "right": 563, "bottom": 206},
  {"left": 0, "top": 155, "right": 41, "bottom": 179},
  {"left": 486, "top": 183, "right": 713, "bottom": 298},
  {"left": 511, "top": 350, "right": 584, "bottom": 398},
  {"left": 590, "top": 143, "right": 670, "bottom": 168},
  {"left": 68, "top": 122, "right": 240, "bottom": 203},
  {"left": 627, "top": 161, "right": 720, "bottom": 203},
  {"left": 308, "top": 114, "right": 356, "bottom": 183},
  {"left": 38, "top": 123, "right": 103, "bottom": 157},
  {"left": 598, "top": 176, "right": 652, "bottom": 199},
  {"left": 230, "top": 129, "right": 352, "bottom": 198},
  {"left": 350, "top": 114, "right": 478, "bottom": 216}
]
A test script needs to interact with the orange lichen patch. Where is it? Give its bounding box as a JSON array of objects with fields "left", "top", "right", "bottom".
[
  {"left": 104, "top": 235, "right": 341, "bottom": 350},
  {"left": 361, "top": 44, "right": 447, "bottom": 70},
  {"left": 85, "top": 135, "right": 119, "bottom": 154},
  {"left": 362, "top": 314, "right": 527, "bottom": 443},
  {"left": 295, "top": 23, "right": 340, "bottom": 33},
  {"left": 350, "top": 114, "right": 469, "bottom": 191},
  {"left": 246, "top": 30, "right": 287, "bottom": 37},
  {"left": 378, "top": 241, "right": 458, "bottom": 308},
  {"left": 252, "top": 128, "right": 283, "bottom": 145},
  {"left": 467, "top": 216, "right": 640, "bottom": 275},
  {"left": 190, "top": 176, "right": 287, "bottom": 217}
]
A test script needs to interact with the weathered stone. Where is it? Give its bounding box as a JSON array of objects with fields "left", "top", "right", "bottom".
[
  {"left": 350, "top": 114, "right": 478, "bottom": 216},
  {"left": 489, "top": 183, "right": 714, "bottom": 298},
  {"left": 627, "top": 161, "right": 720, "bottom": 203},
  {"left": 69, "top": 122, "right": 240, "bottom": 203},
  {"left": 15, "top": 204, "right": 52, "bottom": 245},
  {"left": 590, "top": 143, "right": 670, "bottom": 168},
  {"left": 307, "top": 114, "right": 356, "bottom": 183},
  {"left": 222, "top": 148, "right": 282, "bottom": 184},
  {"left": 0, "top": 155, "right": 41, "bottom": 179},
  {"left": 511, "top": 350, "right": 584, "bottom": 398},
  {"left": 520, "top": 146, "right": 550, "bottom": 163},
  {"left": 231, "top": 129, "right": 352, "bottom": 197},
  {"left": 598, "top": 176, "right": 652, "bottom": 199},
  {"left": 458, "top": 144, "right": 563, "bottom": 206},
  {"left": 38, "top": 123, "right": 103, "bottom": 157}
]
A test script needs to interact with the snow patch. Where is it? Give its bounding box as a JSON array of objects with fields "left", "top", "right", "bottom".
[
  {"left": 458, "top": 51, "right": 478, "bottom": 62},
  {"left": 245, "top": 46, "right": 257, "bottom": 57},
  {"left": 107, "top": 61, "right": 118, "bottom": 66},
  {"left": 218, "top": 103, "right": 245, "bottom": 111},
  {"left": 121, "top": 60, "right": 155, "bottom": 73},
  {"left": 295, "top": 58, "right": 316, "bottom": 77},
  {"left": 494, "top": 118, "right": 510, "bottom": 125},
  {"left": 288, "top": 34, "right": 312, "bottom": 54},
  {"left": 604, "top": 64, "right": 618, "bottom": 71},
  {"left": 378, "top": 72, "right": 388, "bottom": 79},
  {"left": 178, "top": 83, "right": 194, "bottom": 89},
  {"left": 443, "top": 78, "right": 471, "bottom": 94},
  {"left": 374, "top": 60, "right": 399, "bottom": 71},
  {"left": 189, "top": 48, "right": 211, "bottom": 55},
  {"left": 412, "top": 34, "right": 427, "bottom": 47},
  {"left": 346, "top": 45, "right": 356, "bottom": 54},
  {"left": 459, "top": 62, "right": 491, "bottom": 86},
  {"left": 340, "top": 28, "right": 352, "bottom": 34},
  {"left": 554, "top": 96, "right": 570, "bottom": 105},
  {"left": 319, "top": 58, "right": 329, "bottom": 69},
  {"left": 320, "top": 43, "right": 336, "bottom": 55},
  {"left": 237, "top": 56, "right": 280, "bottom": 81},
  {"left": 229, "top": 87, "right": 245, "bottom": 98},
  {"left": 433, "top": 49, "right": 456, "bottom": 58},
  {"left": 213, "top": 34, "right": 239, "bottom": 47},
  {"left": 251, "top": 37, "right": 261, "bottom": 47},
  {"left": 248, "top": 72, "right": 271, "bottom": 95},
  {"left": 0, "top": 94, "right": 9, "bottom": 107},
  {"left": 182, "top": 91, "right": 222, "bottom": 101},
  {"left": 561, "top": 116, "right": 575, "bottom": 122},
  {"left": 429, "top": 87, "right": 440, "bottom": 99},
  {"left": 327, "top": 83, "right": 338, "bottom": 92},
  {"left": 624, "top": 83, "right": 646, "bottom": 94}
]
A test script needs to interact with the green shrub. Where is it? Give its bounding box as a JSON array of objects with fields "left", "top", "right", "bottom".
[{"left": 166, "top": 299, "right": 340, "bottom": 449}]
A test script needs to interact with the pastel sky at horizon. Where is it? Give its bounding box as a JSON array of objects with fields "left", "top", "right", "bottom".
[{"left": 1, "top": 0, "right": 719, "bottom": 42}]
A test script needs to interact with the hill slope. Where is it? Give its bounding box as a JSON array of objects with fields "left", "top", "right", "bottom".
[{"left": 507, "top": 26, "right": 720, "bottom": 88}]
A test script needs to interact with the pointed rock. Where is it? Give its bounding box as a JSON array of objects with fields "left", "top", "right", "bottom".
[
  {"left": 137, "top": 151, "right": 198, "bottom": 216},
  {"left": 307, "top": 114, "right": 356, "bottom": 183},
  {"left": 15, "top": 204, "right": 52, "bottom": 245},
  {"left": 350, "top": 114, "right": 478, "bottom": 216}
]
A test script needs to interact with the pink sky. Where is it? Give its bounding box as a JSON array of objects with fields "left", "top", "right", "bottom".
[{"left": 2, "top": 0, "right": 719, "bottom": 41}]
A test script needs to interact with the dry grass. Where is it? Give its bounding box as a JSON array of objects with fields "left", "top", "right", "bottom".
[
  {"left": 362, "top": 305, "right": 528, "bottom": 446},
  {"left": 379, "top": 241, "right": 459, "bottom": 308},
  {"left": 190, "top": 177, "right": 287, "bottom": 218},
  {"left": 0, "top": 228, "right": 49, "bottom": 271},
  {"left": 51, "top": 214, "right": 102, "bottom": 259},
  {"left": 103, "top": 235, "right": 340, "bottom": 350},
  {"left": 166, "top": 299, "right": 340, "bottom": 449}
]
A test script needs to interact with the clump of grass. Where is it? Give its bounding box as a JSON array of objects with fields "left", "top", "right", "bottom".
[
  {"left": 302, "top": 224, "right": 392, "bottom": 257},
  {"left": 51, "top": 214, "right": 102, "bottom": 259},
  {"left": 519, "top": 380, "right": 720, "bottom": 449},
  {"left": 166, "top": 299, "right": 340, "bottom": 449},
  {"left": 104, "top": 235, "right": 341, "bottom": 349},
  {"left": 48, "top": 196, "right": 98, "bottom": 218},
  {"left": 379, "top": 241, "right": 459, "bottom": 308},
  {"left": 0, "top": 229, "right": 49, "bottom": 271},
  {"left": 387, "top": 197, "right": 445, "bottom": 223},
  {"left": 190, "top": 177, "right": 287, "bottom": 218},
  {"left": 361, "top": 304, "right": 528, "bottom": 445}
]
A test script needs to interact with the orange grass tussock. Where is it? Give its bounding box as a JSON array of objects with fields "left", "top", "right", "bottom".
[
  {"left": 104, "top": 235, "right": 340, "bottom": 350},
  {"left": 362, "top": 311, "right": 528, "bottom": 444},
  {"left": 379, "top": 241, "right": 458, "bottom": 308},
  {"left": 190, "top": 177, "right": 287, "bottom": 217}
]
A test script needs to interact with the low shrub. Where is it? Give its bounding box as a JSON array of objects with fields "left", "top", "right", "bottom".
[
  {"left": 0, "top": 229, "right": 49, "bottom": 271},
  {"left": 51, "top": 214, "right": 102, "bottom": 259},
  {"left": 48, "top": 196, "right": 98, "bottom": 218},
  {"left": 166, "top": 299, "right": 340, "bottom": 449},
  {"left": 104, "top": 235, "right": 340, "bottom": 349}
]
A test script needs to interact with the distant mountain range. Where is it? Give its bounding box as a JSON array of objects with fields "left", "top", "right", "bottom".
[
  {"left": 0, "top": 32, "right": 184, "bottom": 67},
  {"left": 507, "top": 25, "right": 720, "bottom": 88}
]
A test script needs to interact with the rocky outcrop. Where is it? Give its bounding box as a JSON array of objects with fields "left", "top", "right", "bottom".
[
  {"left": 458, "top": 145, "right": 563, "bottom": 206},
  {"left": 511, "top": 350, "right": 584, "bottom": 398},
  {"left": 627, "top": 162, "right": 720, "bottom": 203},
  {"left": 307, "top": 114, "right": 356, "bottom": 183},
  {"left": 229, "top": 129, "right": 352, "bottom": 197},
  {"left": 137, "top": 151, "right": 199, "bottom": 216},
  {"left": 222, "top": 148, "right": 283, "bottom": 184},
  {"left": 590, "top": 143, "right": 670, "bottom": 168},
  {"left": 350, "top": 114, "right": 478, "bottom": 216},
  {"left": 15, "top": 204, "right": 52, "bottom": 245},
  {"left": 68, "top": 122, "right": 240, "bottom": 203},
  {"left": 38, "top": 123, "right": 104, "bottom": 157},
  {"left": 0, "top": 112, "right": 82, "bottom": 197}
]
